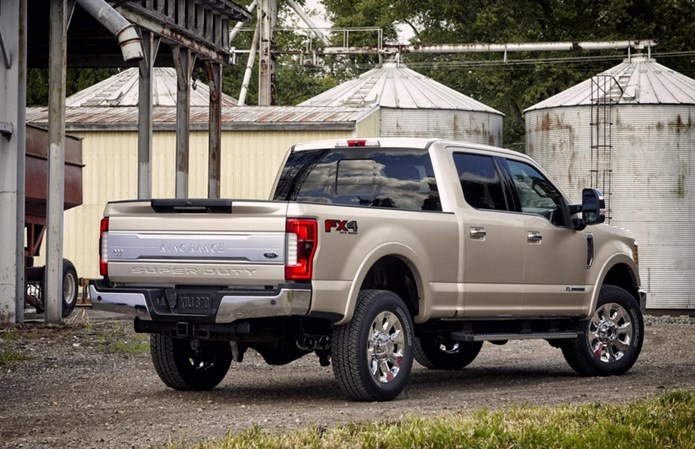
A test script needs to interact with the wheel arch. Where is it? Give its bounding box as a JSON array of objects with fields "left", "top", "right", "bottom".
[
  {"left": 589, "top": 255, "right": 642, "bottom": 313},
  {"left": 337, "top": 243, "right": 427, "bottom": 325}
]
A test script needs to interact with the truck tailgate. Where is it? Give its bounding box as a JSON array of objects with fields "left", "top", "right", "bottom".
[{"left": 103, "top": 199, "right": 289, "bottom": 286}]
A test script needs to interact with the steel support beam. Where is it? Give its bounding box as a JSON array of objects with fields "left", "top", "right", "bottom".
[
  {"left": 45, "top": 0, "right": 68, "bottom": 323},
  {"left": 206, "top": 60, "right": 222, "bottom": 198},
  {"left": 257, "top": 0, "right": 275, "bottom": 105},
  {"left": 117, "top": 2, "right": 248, "bottom": 65},
  {"left": 172, "top": 45, "right": 195, "bottom": 198},
  {"left": 15, "top": 0, "right": 27, "bottom": 324},
  {"left": 0, "top": 0, "right": 20, "bottom": 326},
  {"left": 137, "top": 30, "right": 160, "bottom": 199}
]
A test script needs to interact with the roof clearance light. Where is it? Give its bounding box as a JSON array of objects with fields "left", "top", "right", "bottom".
[{"left": 336, "top": 139, "right": 380, "bottom": 148}]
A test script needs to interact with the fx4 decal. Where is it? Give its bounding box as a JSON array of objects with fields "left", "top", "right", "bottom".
[{"left": 325, "top": 219, "right": 358, "bottom": 234}]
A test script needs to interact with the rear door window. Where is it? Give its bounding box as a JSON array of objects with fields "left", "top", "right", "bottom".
[
  {"left": 453, "top": 153, "right": 508, "bottom": 211},
  {"left": 274, "top": 149, "right": 441, "bottom": 211}
]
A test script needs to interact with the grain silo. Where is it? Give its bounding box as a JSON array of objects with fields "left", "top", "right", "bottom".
[
  {"left": 300, "top": 61, "right": 504, "bottom": 145},
  {"left": 525, "top": 55, "right": 695, "bottom": 310}
]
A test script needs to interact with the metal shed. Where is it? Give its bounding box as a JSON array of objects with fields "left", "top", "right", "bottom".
[
  {"left": 300, "top": 61, "right": 504, "bottom": 146},
  {"left": 525, "top": 55, "right": 695, "bottom": 310},
  {"left": 27, "top": 72, "right": 379, "bottom": 279}
]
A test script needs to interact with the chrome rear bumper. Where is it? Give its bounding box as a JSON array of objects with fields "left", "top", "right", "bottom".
[{"left": 89, "top": 281, "right": 311, "bottom": 323}]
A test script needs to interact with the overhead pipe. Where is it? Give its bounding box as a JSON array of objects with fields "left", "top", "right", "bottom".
[
  {"left": 230, "top": 0, "right": 257, "bottom": 43},
  {"left": 405, "top": 40, "right": 657, "bottom": 54},
  {"left": 313, "top": 40, "right": 658, "bottom": 56},
  {"left": 238, "top": 20, "right": 260, "bottom": 105},
  {"left": 285, "top": 0, "right": 330, "bottom": 47},
  {"left": 75, "top": 0, "right": 143, "bottom": 61}
]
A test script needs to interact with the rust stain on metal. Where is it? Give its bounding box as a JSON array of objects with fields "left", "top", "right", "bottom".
[{"left": 670, "top": 114, "right": 693, "bottom": 131}]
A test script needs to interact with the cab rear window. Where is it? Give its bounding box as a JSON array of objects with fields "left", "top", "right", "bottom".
[{"left": 273, "top": 149, "right": 441, "bottom": 211}]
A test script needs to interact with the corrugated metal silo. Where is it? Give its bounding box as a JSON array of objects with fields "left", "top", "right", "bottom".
[
  {"left": 525, "top": 55, "right": 695, "bottom": 310},
  {"left": 300, "top": 61, "right": 505, "bottom": 146}
]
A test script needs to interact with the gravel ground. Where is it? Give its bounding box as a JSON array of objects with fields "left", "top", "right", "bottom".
[{"left": 1, "top": 310, "right": 694, "bottom": 449}]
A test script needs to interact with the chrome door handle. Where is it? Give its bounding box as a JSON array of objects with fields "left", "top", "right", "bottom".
[
  {"left": 469, "top": 227, "right": 486, "bottom": 240},
  {"left": 527, "top": 231, "right": 542, "bottom": 243}
]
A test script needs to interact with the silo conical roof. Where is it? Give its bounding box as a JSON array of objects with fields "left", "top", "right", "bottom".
[
  {"left": 66, "top": 67, "right": 237, "bottom": 107},
  {"left": 299, "top": 61, "right": 503, "bottom": 115},
  {"left": 525, "top": 55, "right": 695, "bottom": 112}
]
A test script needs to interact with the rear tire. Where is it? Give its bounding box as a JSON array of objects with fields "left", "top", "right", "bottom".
[
  {"left": 61, "top": 260, "right": 78, "bottom": 318},
  {"left": 150, "top": 334, "right": 232, "bottom": 391},
  {"left": 331, "top": 289, "right": 414, "bottom": 401},
  {"left": 562, "top": 285, "right": 643, "bottom": 376},
  {"left": 37, "top": 259, "right": 79, "bottom": 317},
  {"left": 414, "top": 335, "right": 482, "bottom": 370}
]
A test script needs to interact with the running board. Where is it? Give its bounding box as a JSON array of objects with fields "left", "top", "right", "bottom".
[{"left": 450, "top": 331, "right": 580, "bottom": 342}]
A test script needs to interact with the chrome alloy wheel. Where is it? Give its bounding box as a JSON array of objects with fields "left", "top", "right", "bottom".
[
  {"left": 367, "top": 311, "right": 405, "bottom": 384},
  {"left": 589, "top": 302, "right": 634, "bottom": 363}
]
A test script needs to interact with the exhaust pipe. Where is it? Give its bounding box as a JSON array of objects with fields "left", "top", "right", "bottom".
[
  {"left": 76, "top": 0, "right": 143, "bottom": 62},
  {"left": 316, "top": 335, "right": 331, "bottom": 351},
  {"left": 296, "top": 334, "right": 331, "bottom": 351},
  {"left": 296, "top": 335, "right": 316, "bottom": 351}
]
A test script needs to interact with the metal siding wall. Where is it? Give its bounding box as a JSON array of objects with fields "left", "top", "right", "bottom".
[
  {"left": 220, "top": 130, "right": 348, "bottom": 199},
  {"left": 50, "top": 132, "right": 139, "bottom": 281},
  {"left": 354, "top": 109, "right": 381, "bottom": 137},
  {"left": 526, "top": 105, "right": 695, "bottom": 309},
  {"left": 380, "top": 109, "right": 504, "bottom": 146}
]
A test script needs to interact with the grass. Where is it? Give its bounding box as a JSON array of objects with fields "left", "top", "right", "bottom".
[
  {"left": 159, "top": 391, "right": 695, "bottom": 449},
  {"left": 0, "top": 350, "right": 29, "bottom": 367},
  {"left": 93, "top": 321, "right": 150, "bottom": 355},
  {"left": 0, "top": 327, "right": 31, "bottom": 367}
]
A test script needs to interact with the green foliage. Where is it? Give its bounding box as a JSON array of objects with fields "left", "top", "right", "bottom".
[
  {"left": 159, "top": 391, "right": 695, "bottom": 449},
  {"left": 27, "top": 68, "right": 119, "bottom": 106}
]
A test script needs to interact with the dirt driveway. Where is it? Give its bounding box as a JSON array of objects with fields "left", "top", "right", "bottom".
[{"left": 1, "top": 311, "right": 694, "bottom": 449}]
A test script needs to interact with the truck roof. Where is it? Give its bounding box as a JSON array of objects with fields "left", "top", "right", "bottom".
[{"left": 291, "top": 137, "right": 527, "bottom": 160}]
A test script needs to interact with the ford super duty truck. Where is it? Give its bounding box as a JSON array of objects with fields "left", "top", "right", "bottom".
[{"left": 90, "top": 138, "right": 646, "bottom": 401}]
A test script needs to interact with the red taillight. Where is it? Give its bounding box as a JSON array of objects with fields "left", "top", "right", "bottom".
[
  {"left": 335, "top": 139, "right": 380, "bottom": 148},
  {"left": 347, "top": 139, "right": 367, "bottom": 147},
  {"left": 285, "top": 218, "right": 318, "bottom": 281},
  {"left": 99, "top": 217, "right": 109, "bottom": 276}
]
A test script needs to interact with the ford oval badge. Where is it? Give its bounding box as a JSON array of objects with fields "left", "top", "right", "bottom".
[{"left": 264, "top": 252, "right": 279, "bottom": 259}]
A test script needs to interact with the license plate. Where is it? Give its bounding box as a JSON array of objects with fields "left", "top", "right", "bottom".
[{"left": 177, "top": 292, "right": 214, "bottom": 315}]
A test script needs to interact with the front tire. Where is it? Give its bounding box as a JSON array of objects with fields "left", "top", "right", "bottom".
[
  {"left": 562, "top": 285, "right": 644, "bottom": 376},
  {"left": 150, "top": 335, "right": 232, "bottom": 391},
  {"left": 332, "top": 289, "right": 414, "bottom": 401},
  {"left": 414, "top": 335, "right": 482, "bottom": 370}
]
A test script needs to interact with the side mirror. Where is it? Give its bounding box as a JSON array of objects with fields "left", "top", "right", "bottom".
[{"left": 582, "top": 188, "right": 605, "bottom": 225}]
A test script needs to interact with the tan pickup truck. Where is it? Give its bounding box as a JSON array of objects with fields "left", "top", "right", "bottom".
[{"left": 90, "top": 138, "right": 645, "bottom": 401}]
